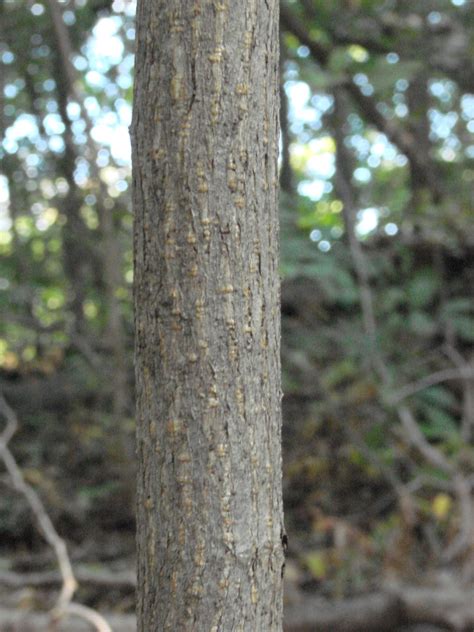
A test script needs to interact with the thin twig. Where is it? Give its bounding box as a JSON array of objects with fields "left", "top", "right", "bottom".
[
  {"left": 331, "top": 89, "right": 474, "bottom": 562},
  {"left": 0, "top": 391, "right": 18, "bottom": 448},
  {"left": 332, "top": 89, "right": 453, "bottom": 475},
  {"left": 62, "top": 602, "right": 113, "bottom": 632},
  {"left": 442, "top": 475, "right": 474, "bottom": 564},
  {"left": 389, "top": 366, "right": 474, "bottom": 405},
  {"left": 0, "top": 448, "right": 77, "bottom": 607},
  {"left": 445, "top": 348, "right": 474, "bottom": 443},
  {"left": 280, "top": 3, "right": 442, "bottom": 201},
  {"left": 0, "top": 567, "right": 136, "bottom": 589},
  {"left": 46, "top": 0, "right": 130, "bottom": 426},
  {"left": 0, "top": 391, "right": 112, "bottom": 632}
]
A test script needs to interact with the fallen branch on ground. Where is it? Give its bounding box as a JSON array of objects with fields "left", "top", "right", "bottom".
[
  {"left": 1, "top": 577, "right": 473, "bottom": 631},
  {"left": 0, "top": 608, "right": 135, "bottom": 632},
  {"left": 284, "top": 583, "right": 474, "bottom": 631},
  {"left": 0, "top": 567, "right": 136, "bottom": 590}
]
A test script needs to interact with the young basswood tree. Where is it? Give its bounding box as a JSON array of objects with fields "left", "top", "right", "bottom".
[{"left": 131, "top": 1, "right": 285, "bottom": 630}]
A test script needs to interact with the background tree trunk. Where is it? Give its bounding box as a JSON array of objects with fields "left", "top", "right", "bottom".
[{"left": 132, "top": 1, "right": 285, "bottom": 630}]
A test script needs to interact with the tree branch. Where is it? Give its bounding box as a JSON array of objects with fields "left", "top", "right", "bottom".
[
  {"left": 0, "top": 567, "right": 136, "bottom": 589},
  {"left": 0, "top": 391, "right": 112, "bottom": 632},
  {"left": 280, "top": 3, "right": 329, "bottom": 66},
  {"left": 332, "top": 89, "right": 453, "bottom": 477},
  {"left": 1, "top": 583, "right": 473, "bottom": 631},
  {"left": 389, "top": 366, "right": 474, "bottom": 405},
  {"left": 279, "top": 3, "right": 442, "bottom": 201},
  {"left": 46, "top": 0, "right": 131, "bottom": 430}
]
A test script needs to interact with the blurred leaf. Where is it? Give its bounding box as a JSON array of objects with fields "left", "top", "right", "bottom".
[
  {"left": 305, "top": 551, "right": 327, "bottom": 580},
  {"left": 421, "top": 405, "right": 458, "bottom": 439},
  {"left": 322, "top": 359, "right": 356, "bottom": 389},
  {"left": 381, "top": 287, "right": 406, "bottom": 311},
  {"left": 329, "top": 47, "right": 351, "bottom": 73},
  {"left": 408, "top": 311, "right": 437, "bottom": 337},
  {"left": 364, "top": 423, "right": 387, "bottom": 450},
  {"left": 419, "top": 386, "right": 457, "bottom": 410},
  {"left": 367, "top": 59, "right": 422, "bottom": 93},
  {"left": 431, "top": 493, "right": 452, "bottom": 520},
  {"left": 407, "top": 268, "right": 439, "bottom": 308},
  {"left": 441, "top": 298, "right": 473, "bottom": 316},
  {"left": 451, "top": 315, "right": 474, "bottom": 342}
]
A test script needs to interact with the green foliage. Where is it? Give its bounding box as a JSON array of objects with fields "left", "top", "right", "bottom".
[
  {"left": 280, "top": 0, "right": 474, "bottom": 594},
  {"left": 363, "top": 59, "right": 422, "bottom": 94},
  {"left": 421, "top": 405, "right": 459, "bottom": 441},
  {"left": 407, "top": 269, "right": 439, "bottom": 308}
]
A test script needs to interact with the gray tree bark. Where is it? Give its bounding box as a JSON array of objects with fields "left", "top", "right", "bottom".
[{"left": 131, "top": 1, "right": 285, "bottom": 631}]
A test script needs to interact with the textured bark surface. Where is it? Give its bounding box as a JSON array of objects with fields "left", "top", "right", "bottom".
[{"left": 131, "top": 1, "right": 284, "bottom": 631}]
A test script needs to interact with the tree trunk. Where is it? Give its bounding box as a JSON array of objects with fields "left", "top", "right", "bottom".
[{"left": 132, "top": 2, "right": 284, "bottom": 631}]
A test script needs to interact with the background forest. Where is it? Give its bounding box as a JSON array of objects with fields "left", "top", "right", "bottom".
[{"left": 0, "top": 0, "right": 473, "bottom": 630}]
